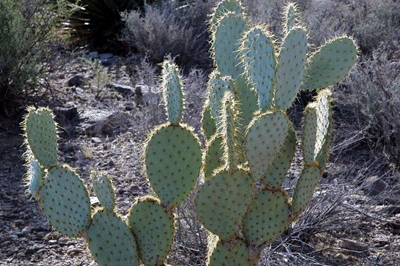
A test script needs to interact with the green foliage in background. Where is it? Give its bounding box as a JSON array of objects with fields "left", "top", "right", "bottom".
[{"left": 0, "top": 0, "right": 71, "bottom": 113}]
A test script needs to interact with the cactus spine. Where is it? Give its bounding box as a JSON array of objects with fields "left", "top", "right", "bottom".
[{"left": 22, "top": 1, "right": 357, "bottom": 265}]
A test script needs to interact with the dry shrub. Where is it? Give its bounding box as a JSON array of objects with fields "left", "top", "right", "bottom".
[
  {"left": 333, "top": 44, "right": 400, "bottom": 167},
  {"left": 119, "top": 0, "right": 215, "bottom": 70},
  {"left": 301, "top": 0, "right": 400, "bottom": 53}
]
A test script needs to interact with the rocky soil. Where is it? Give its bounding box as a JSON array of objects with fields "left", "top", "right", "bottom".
[{"left": 1, "top": 52, "right": 400, "bottom": 265}]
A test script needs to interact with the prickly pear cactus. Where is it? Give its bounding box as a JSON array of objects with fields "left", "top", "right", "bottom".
[
  {"left": 22, "top": 1, "right": 357, "bottom": 265},
  {"left": 197, "top": 0, "right": 357, "bottom": 265}
]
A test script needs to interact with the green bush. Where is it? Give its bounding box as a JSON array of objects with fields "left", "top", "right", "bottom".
[{"left": 0, "top": 0, "right": 70, "bottom": 113}]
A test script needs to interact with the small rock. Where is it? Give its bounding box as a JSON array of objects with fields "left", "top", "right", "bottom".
[
  {"left": 125, "top": 102, "right": 134, "bottom": 111},
  {"left": 53, "top": 107, "right": 79, "bottom": 125},
  {"left": 100, "top": 53, "right": 117, "bottom": 66},
  {"left": 80, "top": 110, "right": 126, "bottom": 136},
  {"left": 58, "top": 237, "right": 68, "bottom": 245},
  {"left": 25, "top": 243, "right": 45, "bottom": 255},
  {"left": 340, "top": 239, "right": 368, "bottom": 252},
  {"left": 67, "top": 75, "right": 87, "bottom": 87},
  {"left": 364, "top": 176, "right": 387, "bottom": 196},
  {"left": 107, "top": 83, "right": 135, "bottom": 96},
  {"left": 87, "top": 51, "right": 99, "bottom": 59},
  {"left": 21, "top": 226, "right": 32, "bottom": 236},
  {"left": 66, "top": 246, "right": 81, "bottom": 256},
  {"left": 91, "top": 137, "right": 103, "bottom": 143}
]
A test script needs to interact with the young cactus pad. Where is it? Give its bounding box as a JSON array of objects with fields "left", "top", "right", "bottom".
[
  {"left": 87, "top": 210, "right": 140, "bottom": 266},
  {"left": 40, "top": 165, "right": 91, "bottom": 237},
  {"left": 144, "top": 124, "right": 202, "bottom": 208},
  {"left": 23, "top": 106, "right": 58, "bottom": 169},
  {"left": 127, "top": 196, "right": 175, "bottom": 265}
]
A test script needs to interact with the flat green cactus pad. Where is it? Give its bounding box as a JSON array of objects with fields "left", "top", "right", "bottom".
[
  {"left": 291, "top": 165, "right": 322, "bottom": 214},
  {"left": 210, "top": 0, "right": 244, "bottom": 32},
  {"left": 275, "top": 26, "right": 308, "bottom": 110},
  {"left": 25, "top": 150, "right": 45, "bottom": 199},
  {"left": 208, "top": 73, "right": 233, "bottom": 124},
  {"left": 243, "top": 189, "right": 290, "bottom": 248},
  {"left": 202, "top": 103, "right": 217, "bottom": 141},
  {"left": 91, "top": 172, "right": 116, "bottom": 212},
  {"left": 24, "top": 106, "right": 58, "bottom": 169},
  {"left": 88, "top": 210, "right": 140, "bottom": 266},
  {"left": 241, "top": 26, "right": 275, "bottom": 111},
  {"left": 196, "top": 170, "right": 253, "bottom": 240},
  {"left": 161, "top": 60, "right": 183, "bottom": 125},
  {"left": 213, "top": 12, "right": 248, "bottom": 79},
  {"left": 40, "top": 165, "right": 91, "bottom": 237},
  {"left": 127, "top": 197, "right": 174, "bottom": 266},
  {"left": 245, "top": 111, "right": 290, "bottom": 181},
  {"left": 145, "top": 124, "right": 202, "bottom": 208},
  {"left": 302, "top": 89, "right": 332, "bottom": 166},
  {"left": 232, "top": 76, "right": 259, "bottom": 137},
  {"left": 261, "top": 124, "right": 296, "bottom": 189},
  {"left": 301, "top": 37, "right": 358, "bottom": 90},
  {"left": 283, "top": 2, "right": 298, "bottom": 33},
  {"left": 207, "top": 239, "right": 250, "bottom": 266},
  {"left": 203, "top": 135, "right": 225, "bottom": 182}
]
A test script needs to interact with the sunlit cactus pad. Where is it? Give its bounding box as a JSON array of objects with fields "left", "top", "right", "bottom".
[
  {"left": 23, "top": 106, "right": 58, "bottom": 169},
  {"left": 25, "top": 150, "right": 45, "bottom": 199},
  {"left": 145, "top": 124, "right": 202, "bottom": 208},
  {"left": 127, "top": 197, "right": 174, "bottom": 265},
  {"left": 196, "top": 170, "right": 254, "bottom": 240},
  {"left": 207, "top": 239, "right": 250, "bottom": 266},
  {"left": 91, "top": 172, "right": 116, "bottom": 212},
  {"left": 245, "top": 111, "right": 290, "bottom": 181},
  {"left": 88, "top": 210, "right": 140, "bottom": 266},
  {"left": 242, "top": 189, "right": 290, "bottom": 248},
  {"left": 40, "top": 165, "right": 91, "bottom": 237},
  {"left": 261, "top": 125, "right": 296, "bottom": 189},
  {"left": 301, "top": 37, "right": 358, "bottom": 90}
]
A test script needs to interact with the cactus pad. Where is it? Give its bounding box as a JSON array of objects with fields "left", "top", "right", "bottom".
[
  {"left": 202, "top": 103, "right": 217, "bottom": 140},
  {"left": 275, "top": 26, "right": 307, "bottom": 110},
  {"left": 88, "top": 210, "right": 140, "bottom": 266},
  {"left": 161, "top": 60, "right": 183, "bottom": 125},
  {"left": 203, "top": 135, "right": 225, "bottom": 182},
  {"left": 127, "top": 197, "right": 174, "bottom": 265},
  {"left": 301, "top": 37, "right": 358, "bottom": 90},
  {"left": 213, "top": 12, "right": 248, "bottom": 78},
  {"left": 241, "top": 26, "right": 275, "bottom": 111},
  {"left": 91, "top": 172, "right": 116, "bottom": 212},
  {"left": 245, "top": 111, "right": 290, "bottom": 181},
  {"left": 40, "top": 165, "right": 91, "bottom": 237},
  {"left": 208, "top": 73, "right": 233, "bottom": 123},
  {"left": 24, "top": 106, "right": 58, "bottom": 169},
  {"left": 291, "top": 166, "right": 322, "bottom": 214},
  {"left": 210, "top": 0, "right": 244, "bottom": 33},
  {"left": 243, "top": 189, "right": 290, "bottom": 248},
  {"left": 302, "top": 89, "right": 332, "bottom": 166},
  {"left": 145, "top": 124, "right": 202, "bottom": 208},
  {"left": 207, "top": 239, "right": 250, "bottom": 266},
  {"left": 196, "top": 170, "right": 253, "bottom": 240},
  {"left": 25, "top": 150, "right": 45, "bottom": 199},
  {"left": 283, "top": 2, "right": 298, "bottom": 33},
  {"left": 261, "top": 124, "right": 296, "bottom": 189}
]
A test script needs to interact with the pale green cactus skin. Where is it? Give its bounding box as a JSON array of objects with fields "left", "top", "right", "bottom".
[{"left": 21, "top": 1, "right": 357, "bottom": 265}]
